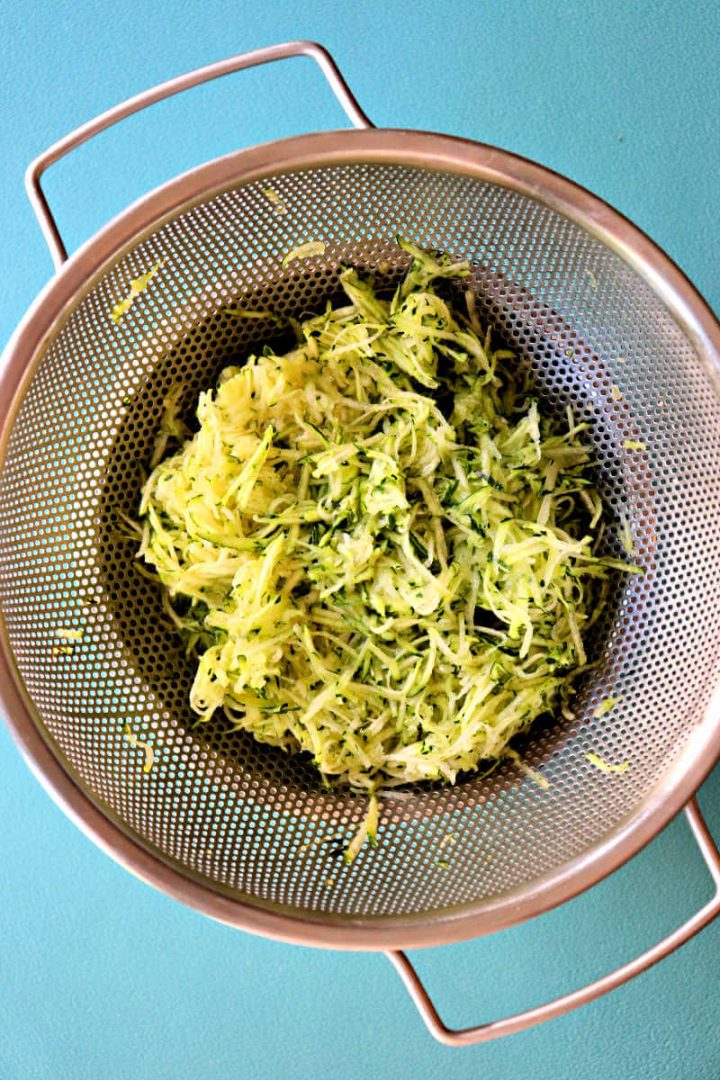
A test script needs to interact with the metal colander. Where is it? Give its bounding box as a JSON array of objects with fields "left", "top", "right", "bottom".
[{"left": 2, "top": 42, "right": 720, "bottom": 1045}]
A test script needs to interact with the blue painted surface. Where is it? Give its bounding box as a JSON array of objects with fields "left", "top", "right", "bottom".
[{"left": 1, "top": 2, "right": 719, "bottom": 1077}]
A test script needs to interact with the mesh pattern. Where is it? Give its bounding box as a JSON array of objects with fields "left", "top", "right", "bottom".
[{"left": 1, "top": 161, "right": 720, "bottom": 923}]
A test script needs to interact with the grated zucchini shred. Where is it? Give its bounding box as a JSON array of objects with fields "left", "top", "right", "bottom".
[
  {"left": 593, "top": 695, "right": 623, "bottom": 718},
  {"left": 586, "top": 752, "right": 629, "bottom": 774},
  {"left": 111, "top": 259, "right": 167, "bottom": 324},
  {"left": 123, "top": 723, "right": 155, "bottom": 774},
  {"left": 138, "top": 240, "right": 637, "bottom": 840},
  {"left": 619, "top": 513, "right": 634, "bottom": 556},
  {"left": 503, "top": 747, "right": 550, "bottom": 790},
  {"left": 282, "top": 241, "right": 326, "bottom": 267},
  {"left": 263, "top": 187, "right": 288, "bottom": 215}
]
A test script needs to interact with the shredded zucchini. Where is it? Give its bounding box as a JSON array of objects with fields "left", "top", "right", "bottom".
[
  {"left": 503, "top": 747, "right": 550, "bottom": 790},
  {"left": 138, "top": 239, "right": 637, "bottom": 841},
  {"left": 282, "top": 241, "right": 326, "bottom": 267},
  {"left": 586, "top": 752, "right": 629, "bottom": 774},
  {"left": 111, "top": 260, "right": 167, "bottom": 324},
  {"left": 123, "top": 723, "right": 155, "bottom": 774},
  {"left": 263, "top": 187, "right": 288, "bottom": 215},
  {"left": 439, "top": 831, "right": 458, "bottom": 849},
  {"left": 619, "top": 513, "right": 634, "bottom": 556},
  {"left": 344, "top": 792, "right": 379, "bottom": 864},
  {"left": 593, "top": 695, "right": 623, "bottom": 718}
]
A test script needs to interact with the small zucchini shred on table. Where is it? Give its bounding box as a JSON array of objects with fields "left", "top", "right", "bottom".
[{"left": 138, "top": 240, "right": 637, "bottom": 857}]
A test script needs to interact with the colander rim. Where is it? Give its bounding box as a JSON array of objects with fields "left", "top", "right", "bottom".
[{"left": 1, "top": 126, "right": 720, "bottom": 950}]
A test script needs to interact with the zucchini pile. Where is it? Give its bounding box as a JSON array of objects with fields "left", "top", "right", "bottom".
[{"left": 139, "top": 241, "right": 633, "bottom": 806}]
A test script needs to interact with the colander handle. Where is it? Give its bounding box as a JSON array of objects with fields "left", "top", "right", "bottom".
[
  {"left": 386, "top": 797, "right": 720, "bottom": 1047},
  {"left": 25, "top": 40, "right": 373, "bottom": 270}
]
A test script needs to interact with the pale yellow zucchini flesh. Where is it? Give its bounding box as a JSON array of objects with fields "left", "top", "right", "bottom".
[{"left": 138, "top": 240, "right": 636, "bottom": 839}]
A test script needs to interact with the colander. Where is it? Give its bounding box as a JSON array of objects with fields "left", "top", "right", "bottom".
[{"left": 2, "top": 41, "right": 720, "bottom": 1047}]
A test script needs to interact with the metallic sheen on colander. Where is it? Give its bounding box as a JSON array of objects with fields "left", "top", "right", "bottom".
[{"left": 1, "top": 41, "right": 719, "bottom": 1046}]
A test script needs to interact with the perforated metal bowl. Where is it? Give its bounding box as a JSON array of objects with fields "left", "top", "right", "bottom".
[{"left": 2, "top": 42, "right": 720, "bottom": 1046}]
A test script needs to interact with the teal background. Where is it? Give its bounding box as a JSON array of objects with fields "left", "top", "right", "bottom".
[{"left": 1, "top": 1, "right": 719, "bottom": 1077}]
